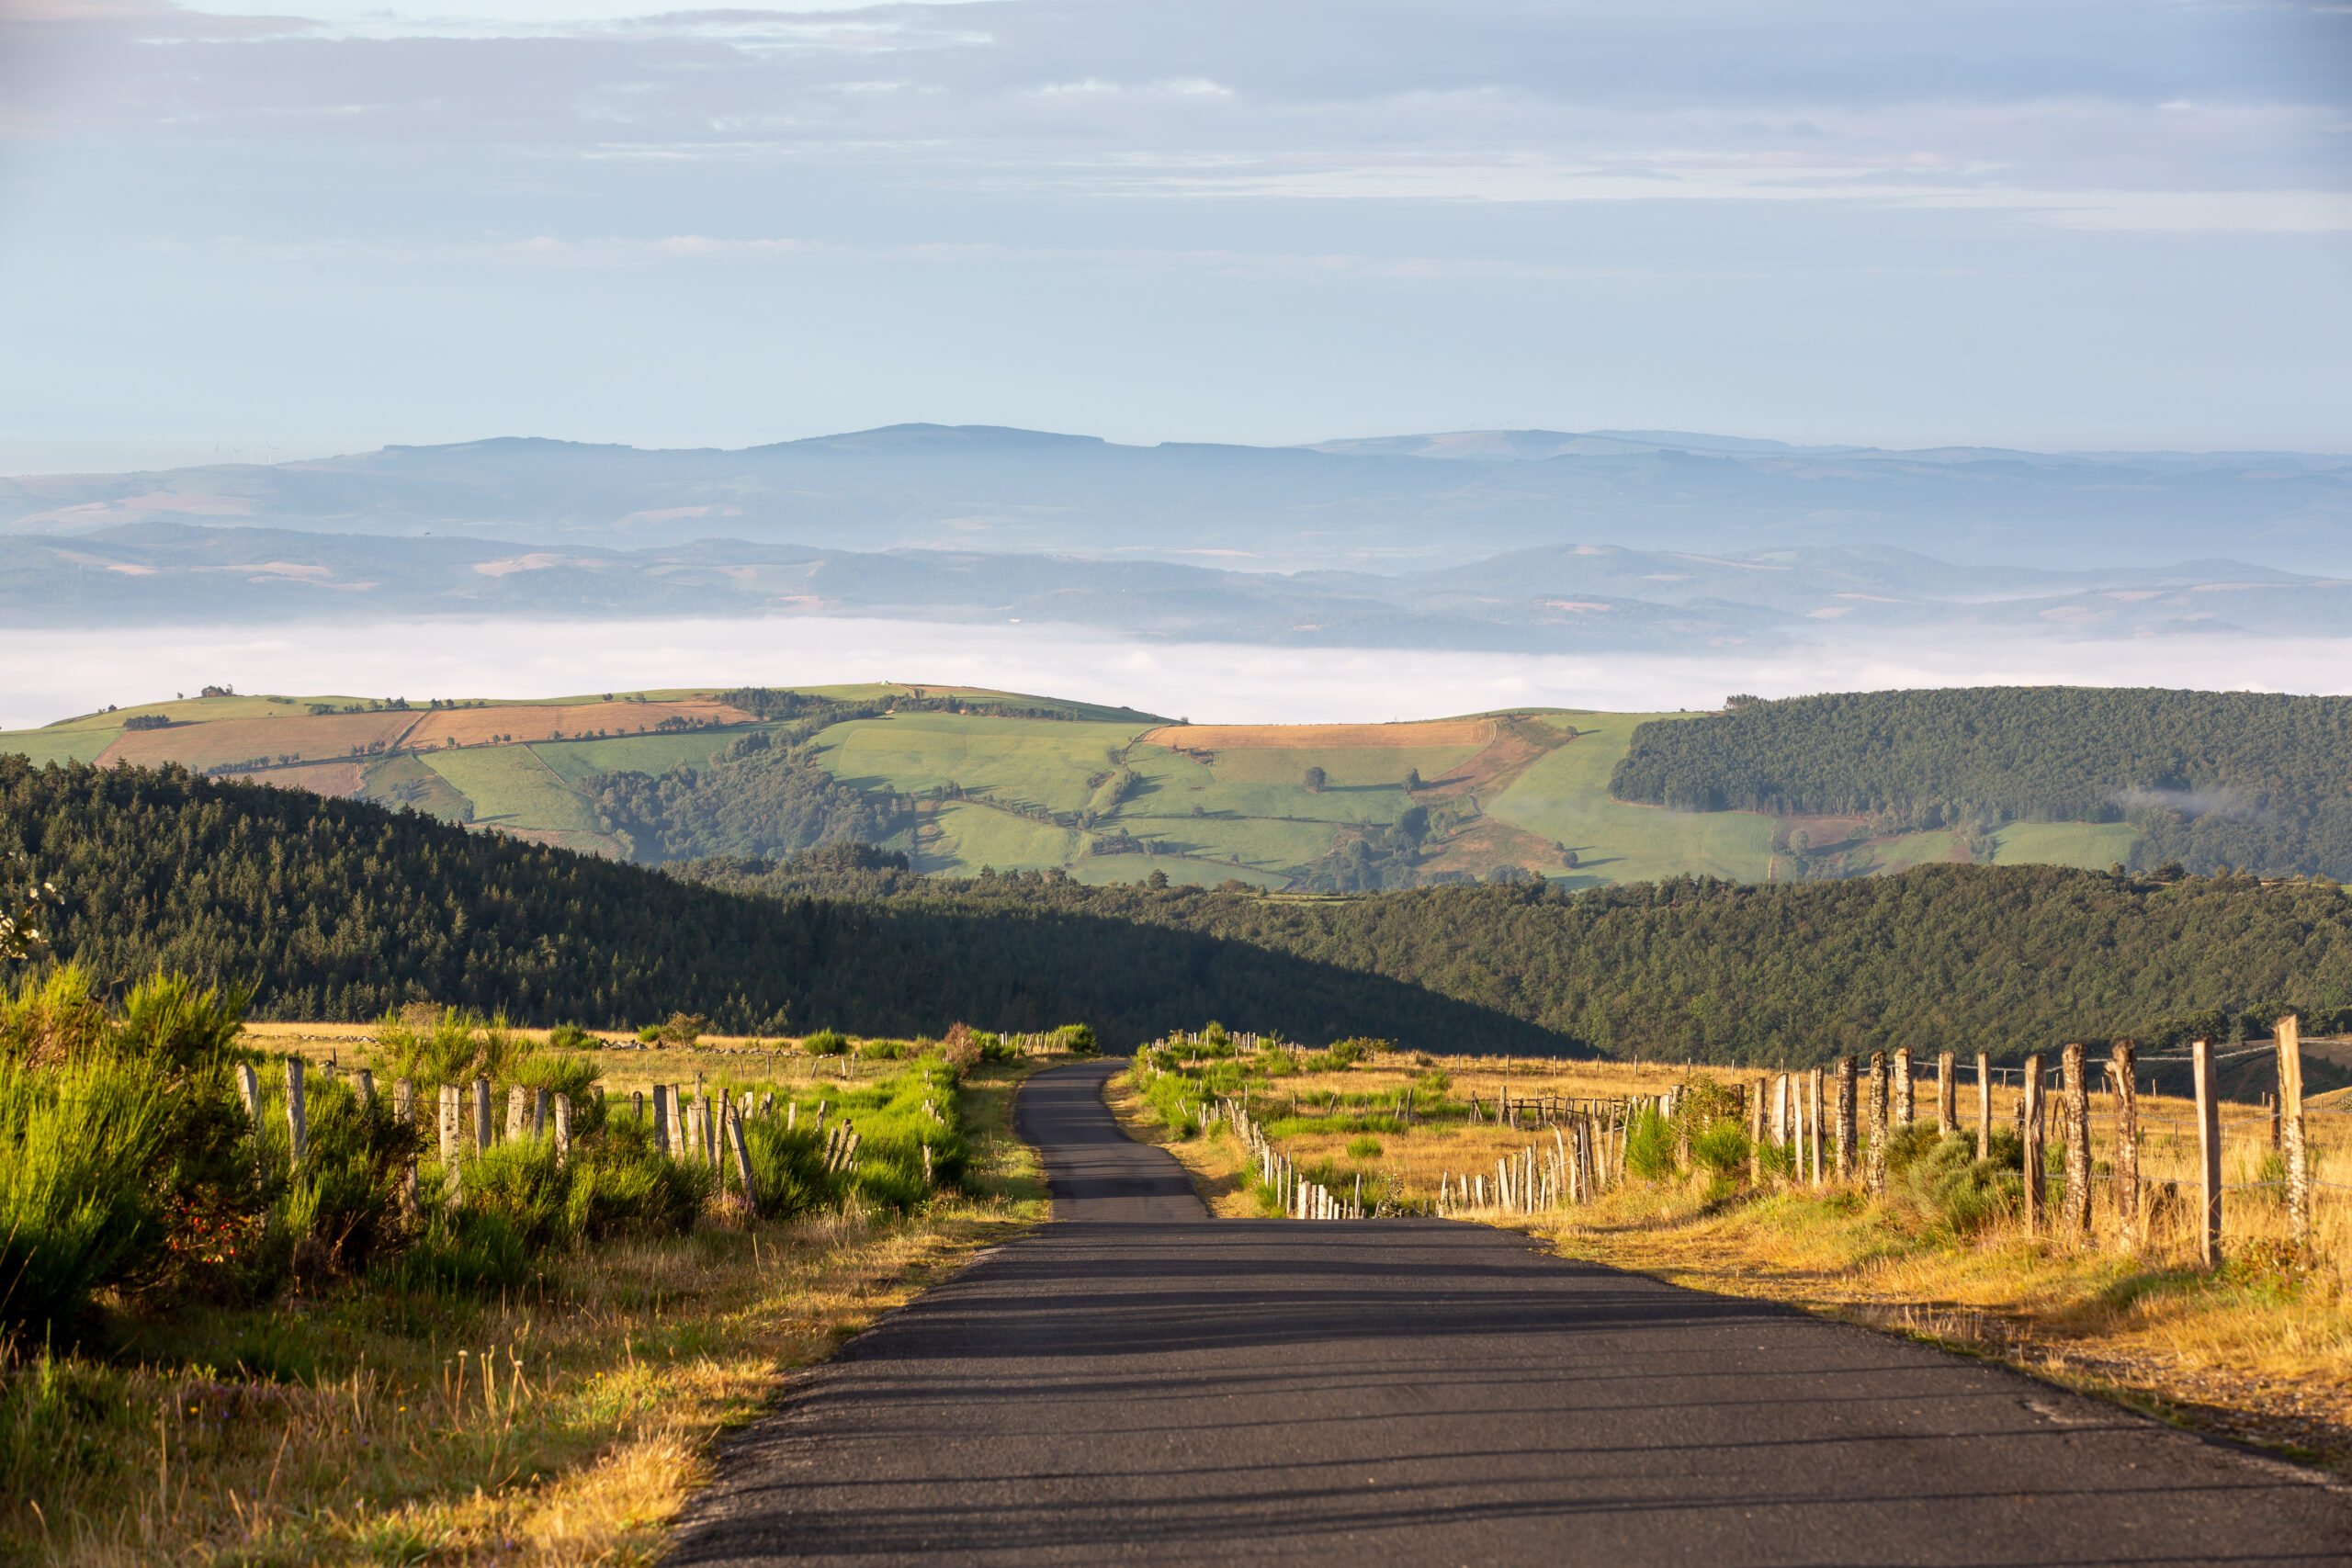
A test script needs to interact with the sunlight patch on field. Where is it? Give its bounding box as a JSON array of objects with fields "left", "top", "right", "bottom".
[
  {"left": 0, "top": 724, "right": 119, "bottom": 765},
  {"left": 813, "top": 713, "right": 1154, "bottom": 815},
  {"left": 1488, "top": 711, "right": 1779, "bottom": 883},
  {"left": 423, "top": 745, "right": 605, "bottom": 833},
  {"left": 531, "top": 730, "right": 747, "bottom": 784},
  {"left": 914, "top": 799, "right": 1089, "bottom": 874},
  {"left": 1992, "top": 820, "right": 2140, "bottom": 869}
]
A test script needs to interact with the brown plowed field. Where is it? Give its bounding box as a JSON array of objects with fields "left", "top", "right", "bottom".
[
  {"left": 99, "top": 710, "right": 424, "bottom": 770},
  {"left": 417, "top": 699, "right": 759, "bottom": 746},
  {"left": 1141, "top": 720, "right": 1493, "bottom": 750},
  {"left": 215, "top": 760, "right": 370, "bottom": 797}
]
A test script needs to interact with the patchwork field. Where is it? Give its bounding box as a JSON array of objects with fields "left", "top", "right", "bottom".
[{"left": 0, "top": 682, "right": 2150, "bottom": 890}]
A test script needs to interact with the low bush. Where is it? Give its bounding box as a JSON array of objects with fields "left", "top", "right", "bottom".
[
  {"left": 1346, "top": 1134, "right": 1383, "bottom": 1158},
  {"left": 0, "top": 1053, "right": 176, "bottom": 1337},
  {"left": 1904, "top": 1129, "right": 2023, "bottom": 1234},
  {"left": 801, "top": 1029, "right": 850, "bottom": 1057}
]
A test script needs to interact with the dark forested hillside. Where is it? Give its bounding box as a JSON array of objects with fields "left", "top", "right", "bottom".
[
  {"left": 10, "top": 757, "right": 2351, "bottom": 1062},
  {"left": 0, "top": 760, "right": 1555, "bottom": 1050},
  {"left": 1609, "top": 687, "right": 2352, "bottom": 877},
  {"left": 685, "top": 851, "right": 2352, "bottom": 1064}
]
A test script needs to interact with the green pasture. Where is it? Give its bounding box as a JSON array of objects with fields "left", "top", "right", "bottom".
[
  {"left": 0, "top": 723, "right": 120, "bottom": 766},
  {"left": 917, "top": 800, "right": 1091, "bottom": 875},
  {"left": 531, "top": 730, "right": 751, "bottom": 785},
  {"left": 1201, "top": 742, "right": 1481, "bottom": 791},
  {"left": 1992, "top": 820, "right": 2139, "bottom": 869},
  {"left": 1066, "top": 854, "right": 1290, "bottom": 889},
  {"left": 1490, "top": 712, "right": 1779, "bottom": 883},
  {"left": 1119, "top": 742, "right": 1419, "bottom": 826},
  {"left": 422, "top": 746, "right": 605, "bottom": 833},
  {"left": 1111, "top": 811, "right": 1341, "bottom": 870},
  {"left": 811, "top": 713, "right": 1154, "bottom": 814}
]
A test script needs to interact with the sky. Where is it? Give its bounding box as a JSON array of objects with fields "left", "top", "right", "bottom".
[{"left": 1, "top": 0, "right": 2347, "bottom": 473}]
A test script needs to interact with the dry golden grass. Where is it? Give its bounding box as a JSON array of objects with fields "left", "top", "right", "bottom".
[
  {"left": 1115, "top": 1047, "right": 2352, "bottom": 1471},
  {"left": 5, "top": 1057, "right": 1055, "bottom": 1567}
]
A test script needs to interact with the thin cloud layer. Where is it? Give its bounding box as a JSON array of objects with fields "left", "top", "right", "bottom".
[{"left": 0, "top": 0, "right": 2345, "bottom": 465}]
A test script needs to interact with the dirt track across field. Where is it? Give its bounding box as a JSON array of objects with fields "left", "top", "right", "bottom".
[{"left": 666, "top": 1061, "right": 2351, "bottom": 1566}]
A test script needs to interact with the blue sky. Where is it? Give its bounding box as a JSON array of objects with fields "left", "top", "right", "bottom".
[{"left": 2, "top": 0, "right": 2346, "bottom": 470}]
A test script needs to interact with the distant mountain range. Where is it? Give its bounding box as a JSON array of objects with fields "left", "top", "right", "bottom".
[
  {"left": 0, "top": 524, "right": 2341, "bottom": 649},
  {"left": 4, "top": 424, "right": 2347, "bottom": 644},
  {"left": 6, "top": 423, "right": 2347, "bottom": 573}
]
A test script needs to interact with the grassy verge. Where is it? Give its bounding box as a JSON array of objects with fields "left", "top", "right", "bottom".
[
  {"left": 2, "top": 1055, "right": 1057, "bottom": 1566},
  {"left": 1112, "top": 1039, "right": 2352, "bottom": 1473}
]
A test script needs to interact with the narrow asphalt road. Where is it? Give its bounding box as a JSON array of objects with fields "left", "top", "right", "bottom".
[{"left": 668, "top": 1059, "right": 2349, "bottom": 1565}]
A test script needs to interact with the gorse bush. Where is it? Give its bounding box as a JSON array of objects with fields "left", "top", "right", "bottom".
[
  {"left": 0, "top": 1053, "right": 175, "bottom": 1336},
  {"left": 1903, "top": 1131, "right": 2024, "bottom": 1235}
]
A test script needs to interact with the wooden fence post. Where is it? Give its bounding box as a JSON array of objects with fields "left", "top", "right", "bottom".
[
  {"left": 728, "top": 1104, "right": 758, "bottom": 1213},
  {"left": 1808, "top": 1068, "right": 1824, "bottom": 1186},
  {"left": 1835, "top": 1056, "right": 1857, "bottom": 1181},
  {"left": 472, "top": 1077, "right": 492, "bottom": 1152},
  {"left": 394, "top": 1077, "right": 417, "bottom": 1214},
  {"left": 651, "top": 1086, "right": 670, "bottom": 1154},
  {"left": 284, "top": 1056, "right": 307, "bottom": 1170},
  {"left": 438, "top": 1082, "right": 463, "bottom": 1208},
  {"left": 553, "top": 1094, "right": 572, "bottom": 1168},
  {"left": 2110, "top": 1041, "right": 2139, "bottom": 1252},
  {"left": 2193, "top": 1038, "right": 2222, "bottom": 1268},
  {"left": 1975, "top": 1052, "right": 1992, "bottom": 1160},
  {"left": 356, "top": 1068, "right": 375, "bottom": 1109},
  {"left": 1894, "top": 1047, "right": 1914, "bottom": 1127},
  {"left": 2062, "top": 1042, "right": 2091, "bottom": 1235},
  {"left": 2278, "top": 1014, "right": 2308, "bottom": 1247},
  {"left": 505, "top": 1085, "right": 528, "bottom": 1142},
  {"left": 670, "top": 1088, "right": 689, "bottom": 1163},
  {"left": 237, "top": 1062, "right": 260, "bottom": 1124},
  {"left": 2021, "top": 1054, "right": 2044, "bottom": 1232},
  {"left": 1747, "top": 1079, "right": 1765, "bottom": 1184},
  {"left": 1936, "top": 1051, "right": 1956, "bottom": 1136},
  {"left": 1865, "top": 1052, "right": 1888, "bottom": 1196},
  {"left": 533, "top": 1089, "right": 548, "bottom": 1142}
]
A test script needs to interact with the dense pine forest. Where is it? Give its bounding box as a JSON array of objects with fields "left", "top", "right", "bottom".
[
  {"left": 0, "top": 759, "right": 1545, "bottom": 1050},
  {"left": 1609, "top": 687, "right": 2352, "bottom": 878},
  {"left": 9, "top": 758, "right": 2352, "bottom": 1064},
  {"left": 684, "top": 848, "right": 2352, "bottom": 1064}
]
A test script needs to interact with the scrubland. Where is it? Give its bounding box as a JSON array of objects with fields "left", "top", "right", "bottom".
[
  {"left": 1, "top": 990, "right": 1063, "bottom": 1567},
  {"left": 1114, "top": 1035, "right": 2352, "bottom": 1470}
]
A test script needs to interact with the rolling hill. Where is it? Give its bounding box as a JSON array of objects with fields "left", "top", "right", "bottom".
[{"left": 0, "top": 682, "right": 2147, "bottom": 889}]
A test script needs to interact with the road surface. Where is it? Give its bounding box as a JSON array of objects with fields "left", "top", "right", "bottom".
[{"left": 669, "top": 1058, "right": 2348, "bottom": 1564}]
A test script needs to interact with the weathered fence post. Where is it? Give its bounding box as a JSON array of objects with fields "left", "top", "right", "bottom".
[
  {"left": 1894, "top": 1046, "right": 1914, "bottom": 1127},
  {"left": 2278, "top": 1013, "right": 2308, "bottom": 1247},
  {"left": 688, "top": 1099, "right": 707, "bottom": 1168},
  {"left": 553, "top": 1093, "right": 572, "bottom": 1168},
  {"left": 2193, "top": 1038, "right": 2222, "bottom": 1268},
  {"left": 1865, "top": 1051, "right": 1888, "bottom": 1196},
  {"left": 1936, "top": 1051, "right": 1956, "bottom": 1136},
  {"left": 472, "top": 1077, "right": 493, "bottom": 1152},
  {"left": 505, "top": 1084, "right": 528, "bottom": 1142},
  {"left": 2110, "top": 1041, "right": 2139, "bottom": 1252},
  {"left": 439, "top": 1082, "right": 463, "bottom": 1209},
  {"left": 1835, "top": 1056, "right": 1857, "bottom": 1181},
  {"left": 285, "top": 1056, "right": 308, "bottom": 1170},
  {"left": 2062, "top": 1042, "right": 2091, "bottom": 1235},
  {"left": 237, "top": 1062, "right": 261, "bottom": 1124},
  {"left": 728, "top": 1104, "right": 758, "bottom": 1214},
  {"left": 1809, "top": 1068, "right": 1825, "bottom": 1186},
  {"left": 1975, "top": 1052, "right": 1992, "bottom": 1160},
  {"left": 533, "top": 1088, "right": 548, "bottom": 1142},
  {"left": 1748, "top": 1078, "right": 1766, "bottom": 1184},
  {"left": 650, "top": 1086, "right": 669, "bottom": 1153},
  {"left": 356, "top": 1068, "right": 376, "bottom": 1109},
  {"left": 2021, "top": 1053, "right": 2045, "bottom": 1233},
  {"left": 395, "top": 1077, "right": 418, "bottom": 1215}
]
